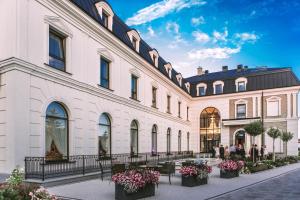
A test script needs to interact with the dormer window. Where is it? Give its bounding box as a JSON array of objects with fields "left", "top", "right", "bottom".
[
  {"left": 164, "top": 63, "right": 172, "bottom": 78},
  {"left": 176, "top": 74, "right": 183, "bottom": 86},
  {"left": 235, "top": 77, "right": 247, "bottom": 92},
  {"left": 127, "top": 30, "right": 141, "bottom": 52},
  {"left": 185, "top": 82, "right": 190, "bottom": 93},
  {"left": 149, "top": 49, "right": 159, "bottom": 67},
  {"left": 196, "top": 83, "right": 207, "bottom": 96},
  {"left": 213, "top": 81, "right": 224, "bottom": 94},
  {"left": 95, "top": 2, "right": 114, "bottom": 31}
]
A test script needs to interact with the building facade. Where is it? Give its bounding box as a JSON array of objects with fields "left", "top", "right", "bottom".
[{"left": 0, "top": 0, "right": 299, "bottom": 173}]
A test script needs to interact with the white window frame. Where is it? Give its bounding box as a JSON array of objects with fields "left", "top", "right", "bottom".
[
  {"left": 164, "top": 63, "right": 172, "bottom": 78},
  {"left": 97, "top": 48, "right": 115, "bottom": 90},
  {"left": 235, "top": 99, "right": 248, "bottom": 119},
  {"left": 235, "top": 77, "right": 248, "bottom": 92},
  {"left": 213, "top": 81, "right": 224, "bottom": 94},
  {"left": 266, "top": 96, "right": 281, "bottom": 117},
  {"left": 196, "top": 83, "right": 207, "bottom": 96},
  {"left": 176, "top": 73, "right": 183, "bottom": 86},
  {"left": 149, "top": 49, "right": 159, "bottom": 67},
  {"left": 185, "top": 82, "right": 190, "bottom": 93},
  {"left": 95, "top": 1, "right": 114, "bottom": 31},
  {"left": 127, "top": 30, "right": 141, "bottom": 52}
]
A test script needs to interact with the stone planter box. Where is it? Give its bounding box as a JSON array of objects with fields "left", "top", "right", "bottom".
[
  {"left": 220, "top": 170, "right": 239, "bottom": 179},
  {"left": 115, "top": 183, "right": 155, "bottom": 200},
  {"left": 181, "top": 175, "right": 208, "bottom": 187}
]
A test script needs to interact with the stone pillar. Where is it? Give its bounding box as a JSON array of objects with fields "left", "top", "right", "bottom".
[
  {"left": 287, "top": 93, "right": 291, "bottom": 118},
  {"left": 292, "top": 93, "right": 297, "bottom": 118}
]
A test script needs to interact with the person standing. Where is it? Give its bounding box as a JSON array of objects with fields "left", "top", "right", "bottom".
[
  {"left": 215, "top": 145, "right": 220, "bottom": 159},
  {"left": 254, "top": 144, "right": 259, "bottom": 162},
  {"left": 260, "top": 145, "right": 265, "bottom": 160},
  {"left": 219, "top": 145, "right": 225, "bottom": 160}
]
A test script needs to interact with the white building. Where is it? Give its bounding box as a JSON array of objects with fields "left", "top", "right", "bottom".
[{"left": 0, "top": 0, "right": 299, "bottom": 174}]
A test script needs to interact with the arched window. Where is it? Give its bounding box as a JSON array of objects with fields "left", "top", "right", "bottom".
[
  {"left": 187, "top": 132, "right": 190, "bottom": 152},
  {"left": 200, "top": 107, "right": 221, "bottom": 153},
  {"left": 130, "top": 120, "right": 139, "bottom": 156},
  {"left": 99, "top": 113, "right": 111, "bottom": 157},
  {"left": 178, "top": 131, "right": 182, "bottom": 152},
  {"left": 151, "top": 125, "right": 158, "bottom": 155},
  {"left": 167, "top": 128, "right": 171, "bottom": 154},
  {"left": 45, "top": 102, "right": 68, "bottom": 161}
]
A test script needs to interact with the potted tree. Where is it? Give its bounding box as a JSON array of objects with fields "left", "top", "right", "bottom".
[
  {"left": 267, "top": 127, "right": 281, "bottom": 162},
  {"left": 244, "top": 121, "right": 264, "bottom": 162},
  {"left": 218, "top": 160, "right": 244, "bottom": 178},
  {"left": 179, "top": 161, "right": 212, "bottom": 187},
  {"left": 112, "top": 169, "right": 160, "bottom": 200},
  {"left": 280, "top": 131, "right": 294, "bottom": 158}
]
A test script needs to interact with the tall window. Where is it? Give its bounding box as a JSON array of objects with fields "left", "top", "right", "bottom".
[
  {"left": 152, "top": 54, "right": 157, "bottom": 64},
  {"left": 45, "top": 102, "right": 68, "bottom": 161},
  {"left": 49, "top": 29, "right": 66, "bottom": 71},
  {"left": 130, "top": 120, "right": 138, "bottom": 156},
  {"left": 151, "top": 125, "right": 158, "bottom": 155},
  {"left": 236, "top": 104, "right": 246, "bottom": 118},
  {"left": 152, "top": 87, "right": 157, "bottom": 108},
  {"left": 187, "top": 132, "right": 190, "bottom": 152},
  {"left": 187, "top": 107, "right": 189, "bottom": 121},
  {"left": 238, "top": 81, "right": 246, "bottom": 92},
  {"left": 178, "top": 131, "right": 182, "bottom": 152},
  {"left": 167, "top": 128, "right": 171, "bottom": 154},
  {"left": 215, "top": 84, "right": 223, "bottom": 94},
  {"left": 99, "top": 113, "right": 111, "bottom": 157},
  {"left": 102, "top": 11, "right": 109, "bottom": 28},
  {"left": 178, "top": 102, "right": 181, "bottom": 118},
  {"left": 100, "top": 58, "right": 110, "bottom": 89},
  {"left": 131, "top": 75, "right": 138, "bottom": 100},
  {"left": 198, "top": 87, "right": 206, "bottom": 96},
  {"left": 132, "top": 37, "right": 138, "bottom": 50},
  {"left": 167, "top": 95, "right": 171, "bottom": 113}
]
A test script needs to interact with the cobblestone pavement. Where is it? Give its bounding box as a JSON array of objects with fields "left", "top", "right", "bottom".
[{"left": 212, "top": 168, "right": 300, "bottom": 200}]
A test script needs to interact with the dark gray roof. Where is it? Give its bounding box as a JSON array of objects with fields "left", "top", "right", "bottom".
[
  {"left": 71, "top": 0, "right": 189, "bottom": 93},
  {"left": 70, "top": 0, "right": 299, "bottom": 98},
  {"left": 187, "top": 67, "right": 300, "bottom": 97}
]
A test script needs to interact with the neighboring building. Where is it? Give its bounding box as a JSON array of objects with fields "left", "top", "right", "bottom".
[{"left": 0, "top": 0, "right": 299, "bottom": 174}]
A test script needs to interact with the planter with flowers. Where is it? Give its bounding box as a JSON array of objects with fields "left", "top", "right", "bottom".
[
  {"left": 112, "top": 169, "right": 160, "bottom": 200},
  {"left": 218, "top": 160, "right": 244, "bottom": 179},
  {"left": 179, "top": 161, "right": 212, "bottom": 187}
]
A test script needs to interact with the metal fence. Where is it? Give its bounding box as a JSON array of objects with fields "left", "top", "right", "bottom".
[{"left": 24, "top": 151, "right": 193, "bottom": 180}]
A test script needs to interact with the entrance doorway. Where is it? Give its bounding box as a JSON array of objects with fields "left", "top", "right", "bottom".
[
  {"left": 200, "top": 107, "right": 221, "bottom": 153},
  {"left": 235, "top": 130, "right": 246, "bottom": 146}
]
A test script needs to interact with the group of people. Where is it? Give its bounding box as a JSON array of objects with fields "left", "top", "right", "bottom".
[{"left": 211, "top": 144, "right": 268, "bottom": 160}]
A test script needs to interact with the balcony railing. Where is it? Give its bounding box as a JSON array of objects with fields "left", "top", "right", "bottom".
[{"left": 24, "top": 151, "right": 193, "bottom": 180}]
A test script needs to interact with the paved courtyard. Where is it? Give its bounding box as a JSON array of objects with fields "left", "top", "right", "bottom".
[{"left": 48, "top": 163, "right": 300, "bottom": 200}]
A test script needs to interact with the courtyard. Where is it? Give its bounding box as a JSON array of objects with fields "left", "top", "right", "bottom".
[{"left": 48, "top": 162, "right": 300, "bottom": 200}]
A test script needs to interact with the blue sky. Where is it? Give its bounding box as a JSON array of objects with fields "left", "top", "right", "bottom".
[{"left": 107, "top": 0, "right": 300, "bottom": 78}]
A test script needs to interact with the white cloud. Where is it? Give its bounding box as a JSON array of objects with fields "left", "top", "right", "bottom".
[
  {"left": 191, "top": 16, "right": 205, "bottom": 26},
  {"left": 126, "top": 0, "right": 206, "bottom": 26},
  {"left": 147, "top": 26, "right": 156, "bottom": 37},
  {"left": 235, "top": 32, "right": 259, "bottom": 43},
  {"left": 168, "top": 35, "right": 187, "bottom": 49},
  {"left": 192, "top": 31, "right": 210, "bottom": 43},
  {"left": 213, "top": 27, "right": 228, "bottom": 43},
  {"left": 188, "top": 47, "right": 241, "bottom": 59},
  {"left": 166, "top": 22, "right": 180, "bottom": 34}
]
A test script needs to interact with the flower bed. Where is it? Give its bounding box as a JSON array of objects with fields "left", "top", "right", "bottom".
[
  {"left": 179, "top": 161, "right": 212, "bottom": 187},
  {"left": 112, "top": 169, "right": 160, "bottom": 200},
  {"left": 218, "top": 160, "right": 244, "bottom": 179}
]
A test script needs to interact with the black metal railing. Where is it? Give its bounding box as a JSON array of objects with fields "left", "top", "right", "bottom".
[{"left": 24, "top": 151, "right": 193, "bottom": 180}]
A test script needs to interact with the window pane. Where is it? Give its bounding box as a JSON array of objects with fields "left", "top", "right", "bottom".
[
  {"left": 238, "top": 82, "right": 246, "bottom": 91},
  {"left": 199, "top": 87, "right": 205, "bottom": 96},
  {"left": 237, "top": 104, "right": 246, "bottom": 118},
  {"left": 99, "top": 124, "right": 110, "bottom": 156},
  {"left": 49, "top": 31, "right": 65, "bottom": 70},
  {"left": 131, "top": 76, "right": 138, "bottom": 99},
  {"left": 131, "top": 129, "right": 138, "bottom": 155},
  {"left": 46, "top": 102, "right": 67, "bottom": 118},
  {"left": 100, "top": 59, "right": 109, "bottom": 88},
  {"left": 215, "top": 84, "right": 223, "bottom": 94},
  {"left": 267, "top": 101, "right": 279, "bottom": 116}
]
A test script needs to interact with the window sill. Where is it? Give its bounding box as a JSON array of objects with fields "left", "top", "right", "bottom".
[
  {"left": 129, "top": 97, "right": 140, "bottom": 102},
  {"left": 98, "top": 84, "right": 114, "bottom": 92},
  {"left": 44, "top": 63, "right": 72, "bottom": 75}
]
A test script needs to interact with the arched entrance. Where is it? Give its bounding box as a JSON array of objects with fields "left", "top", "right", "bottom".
[
  {"left": 235, "top": 130, "right": 246, "bottom": 146},
  {"left": 200, "top": 107, "right": 221, "bottom": 153}
]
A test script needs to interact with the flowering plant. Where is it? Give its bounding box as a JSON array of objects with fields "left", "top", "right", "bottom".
[
  {"left": 218, "top": 160, "right": 245, "bottom": 171},
  {"left": 179, "top": 163, "right": 212, "bottom": 179},
  {"left": 112, "top": 170, "right": 160, "bottom": 193},
  {"left": 29, "top": 187, "right": 58, "bottom": 200}
]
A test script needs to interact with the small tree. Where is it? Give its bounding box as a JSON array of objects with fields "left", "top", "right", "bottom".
[
  {"left": 244, "top": 121, "right": 264, "bottom": 162},
  {"left": 267, "top": 127, "right": 281, "bottom": 162},
  {"left": 280, "top": 131, "right": 294, "bottom": 158}
]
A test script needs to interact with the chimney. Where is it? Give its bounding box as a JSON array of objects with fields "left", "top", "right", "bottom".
[
  {"left": 222, "top": 66, "right": 228, "bottom": 71},
  {"left": 237, "top": 64, "right": 243, "bottom": 71},
  {"left": 205, "top": 70, "right": 209, "bottom": 74},
  {"left": 197, "top": 67, "right": 204, "bottom": 75}
]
